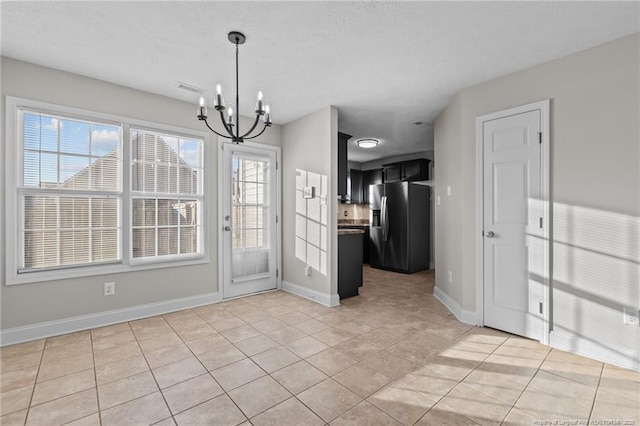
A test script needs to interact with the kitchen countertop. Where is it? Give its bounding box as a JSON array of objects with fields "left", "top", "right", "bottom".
[
  {"left": 338, "top": 219, "right": 369, "bottom": 226},
  {"left": 338, "top": 222, "right": 369, "bottom": 229},
  {"left": 338, "top": 229, "right": 365, "bottom": 235}
]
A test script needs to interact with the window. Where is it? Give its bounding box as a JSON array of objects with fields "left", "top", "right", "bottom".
[
  {"left": 231, "top": 155, "right": 270, "bottom": 279},
  {"left": 130, "top": 129, "right": 203, "bottom": 259},
  {"left": 6, "top": 97, "right": 207, "bottom": 284},
  {"left": 20, "top": 111, "right": 122, "bottom": 271}
]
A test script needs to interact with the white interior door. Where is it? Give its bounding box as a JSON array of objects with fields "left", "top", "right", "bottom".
[
  {"left": 221, "top": 143, "right": 278, "bottom": 299},
  {"left": 482, "top": 108, "right": 545, "bottom": 340}
]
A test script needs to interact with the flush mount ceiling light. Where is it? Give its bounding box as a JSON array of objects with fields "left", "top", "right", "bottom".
[
  {"left": 357, "top": 138, "right": 379, "bottom": 149},
  {"left": 197, "top": 31, "right": 272, "bottom": 144}
]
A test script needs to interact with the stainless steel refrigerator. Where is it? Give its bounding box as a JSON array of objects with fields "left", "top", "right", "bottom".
[{"left": 369, "top": 182, "right": 430, "bottom": 273}]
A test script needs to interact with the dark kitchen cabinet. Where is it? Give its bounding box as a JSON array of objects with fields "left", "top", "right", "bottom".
[
  {"left": 362, "top": 226, "right": 371, "bottom": 264},
  {"left": 403, "top": 159, "right": 429, "bottom": 181},
  {"left": 382, "top": 163, "right": 403, "bottom": 183},
  {"left": 338, "top": 233, "right": 363, "bottom": 299},
  {"left": 337, "top": 132, "right": 351, "bottom": 198},
  {"left": 349, "top": 169, "right": 364, "bottom": 204},
  {"left": 382, "top": 159, "right": 430, "bottom": 183},
  {"left": 362, "top": 169, "right": 382, "bottom": 204}
]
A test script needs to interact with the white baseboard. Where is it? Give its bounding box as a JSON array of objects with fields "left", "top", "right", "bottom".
[
  {"left": 550, "top": 329, "right": 640, "bottom": 372},
  {"left": 0, "top": 292, "right": 221, "bottom": 347},
  {"left": 433, "top": 285, "right": 476, "bottom": 325},
  {"left": 282, "top": 281, "right": 340, "bottom": 307}
]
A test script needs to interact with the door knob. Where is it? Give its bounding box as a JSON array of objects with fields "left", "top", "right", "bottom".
[
  {"left": 484, "top": 231, "right": 495, "bottom": 238},
  {"left": 224, "top": 226, "right": 231, "bottom": 231}
]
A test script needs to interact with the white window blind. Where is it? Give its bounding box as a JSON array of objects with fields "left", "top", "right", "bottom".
[
  {"left": 131, "top": 129, "right": 203, "bottom": 260},
  {"left": 19, "top": 110, "right": 122, "bottom": 271}
]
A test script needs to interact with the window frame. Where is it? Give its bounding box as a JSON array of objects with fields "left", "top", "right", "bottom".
[
  {"left": 128, "top": 126, "right": 205, "bottom": 264},
  {"left": 5, "top": 96, "right": 210, "bottom": 285}
]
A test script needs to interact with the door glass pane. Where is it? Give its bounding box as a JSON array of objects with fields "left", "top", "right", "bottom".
[{"left": 231, "top": 155, "right": 270, "bottom": 280}]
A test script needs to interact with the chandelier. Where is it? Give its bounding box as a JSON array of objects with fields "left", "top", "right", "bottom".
[{"left": 197, "top": 31, "right": 272, "bottom": 143}]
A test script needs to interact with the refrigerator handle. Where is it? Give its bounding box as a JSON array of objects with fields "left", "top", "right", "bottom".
[{"left": 382, "top": 196, "right": 389, "bottom": 242}]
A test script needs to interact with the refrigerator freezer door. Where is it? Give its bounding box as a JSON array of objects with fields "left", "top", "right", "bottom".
[
  {"left": 383, "top": 182, "right": 409, "bottom": 271},
  {"left": 369, "top": 184, "right": 384, "bottom": 268}
]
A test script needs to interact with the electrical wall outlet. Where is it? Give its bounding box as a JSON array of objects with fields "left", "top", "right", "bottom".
[
  {"left": 447, "top": 186, "right": 452, "bottom": 196},
  {"left": 104, "top": 282, "right": 115, "bottom": 296},
  {"left": 305, "top": 265, "right": 312, "bottom": 277},
  {"left": 623, "top": 307, "right": 639, "bottom": 326},
  {"left": 448, "top": 271, "right": 453, "bottom": 283}
]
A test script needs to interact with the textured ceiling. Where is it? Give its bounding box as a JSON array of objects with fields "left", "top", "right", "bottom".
[{"left": 2, "top": 2, "right": 638, "bottom": 162}]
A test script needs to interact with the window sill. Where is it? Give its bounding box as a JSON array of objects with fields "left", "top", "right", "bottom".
[{"left": 6, "top": 255, "right": 209, "bottom": 286}]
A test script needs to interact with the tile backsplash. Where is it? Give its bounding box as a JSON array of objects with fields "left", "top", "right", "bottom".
[{"left": 338, "top": 203, "right": 369, "bottom": 222}]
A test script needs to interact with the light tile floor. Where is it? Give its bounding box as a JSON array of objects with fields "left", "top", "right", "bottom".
[{"left": 1, "top": 266, "right": 639, "bottom": 425}]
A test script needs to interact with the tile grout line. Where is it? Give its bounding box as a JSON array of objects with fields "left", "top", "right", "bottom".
[
  {"left": 500, "top": 344, "right": 554, "bottom": 423},
  {"left": 197, "top": 302, "right": 361, "bottom": 424},
  {"left": 174, "top": 304, "right": 304, "bottom": 422},
  {"left": 586, "top": 362, "right": 605, "bottom": 424},
  {"left": 89, "top": 328, "right": 103, "bottom": 426},
  {"left": 188, "top": 305, "right": 265, "bottom": 422},
  {"left": 127, "top": 320, "right": 176, "bottom": 425},
  {"left": 215, "top": 299, "right": 334, "bottom": 423},
  {"left": 20, "top": 334, "right": 97, "bottom": 423},
  {"left": 411, "top": 330, "right": 506, "bottom": 425},
  {"left": 23, "top": 340, "right": 46, "bottom": 425}
]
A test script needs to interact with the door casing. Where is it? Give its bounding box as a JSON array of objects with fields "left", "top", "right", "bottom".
[
  {"left": 217, "top": 139, "right": 282, "bottom": 299},
  {"left": 475, "top": 99, "right": 551, "bottom": 345}
]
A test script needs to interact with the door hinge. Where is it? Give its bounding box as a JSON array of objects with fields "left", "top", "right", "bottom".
[
  {"left": 276, "top": 269, "right": 279, "bottom": 278},
  {"left": 539, "top": 302, "right": 543, "bottom": 314},
  {"left": 538, "top": 132, "right": 542, "bottom": 144},
  {"left": 539, "top": 217, "right": 543, "bottom": 228},
  {"left": 276, "top": 161, "right": 278, "bottom": 170},
  {"left": 276, "top": 215, "right": 279, "bottom": 224}
]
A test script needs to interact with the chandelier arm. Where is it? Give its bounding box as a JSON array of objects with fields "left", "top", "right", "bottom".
[
  {"left": 240, "top": 114, "right": 262, "bottom": 139},
  {"left": 243, "top": 122, "right": 268, "bottom": 140},
  {"left": 219, "top": 110, "right": 235, "bottom": 137},
  {"left": 201, "top": 118, "right": 230, "bottom": 139}
]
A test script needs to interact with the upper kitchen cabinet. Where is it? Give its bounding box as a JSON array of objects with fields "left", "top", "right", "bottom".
[
  {"left": 338, "top": 132, "right": 351, "bottom": 198},
  {"left": 349, "top": 169, "right": 364, "bottom": 204},
  {"left": 362, "top": 169, "right": 382, "bottom": 204},
  {"left": 382, "top": 159, "right": 430, "bottom": 183}
]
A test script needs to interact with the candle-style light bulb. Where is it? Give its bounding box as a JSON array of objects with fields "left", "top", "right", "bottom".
[
  {"left": 227, "top": 108, "right": 234, "bottom": 126},
  {"left": 197, "top": 96, "right": 207, "bottom": 120},
  {"left": 214, "top": 84, "right": 224, "bottom": 110},
  {"left": 263, "top": 105, "right": 271, "bottom": 125},
  {"left": 255, "top": 91, "right": 265, "bottom": 114}
]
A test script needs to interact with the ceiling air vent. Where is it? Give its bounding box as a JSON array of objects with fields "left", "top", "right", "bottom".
[{"left": 176, "top": 82, "right": 206, "bottom": 94}]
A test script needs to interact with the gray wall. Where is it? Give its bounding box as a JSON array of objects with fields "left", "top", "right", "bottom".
[
  {"left": 281, "top": 107, "right": 338, "bottom": 299},
  {"left": 1, "top": 57, "right": 282, "bottom": 330},
  {"left": 434, "top": 94, "right": 464, "bottom": 303},
  {"left": 434, "top": 34, "right": 640, "bottom": 369}
]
